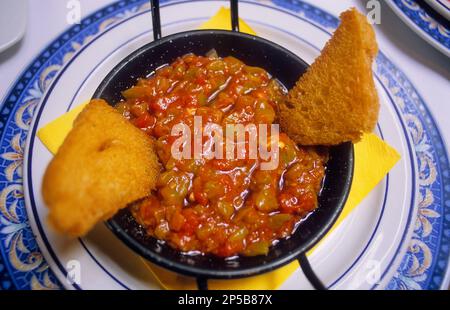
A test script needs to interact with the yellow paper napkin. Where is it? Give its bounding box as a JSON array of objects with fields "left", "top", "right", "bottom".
[
  {"left": 38, "top": 103, "right": 88, "bottom": 154},
  {"left": 198, "top": 7, "right": 256, "bottom": 35},
  {"left": 37, "top": 7, "right": 401, "bottom": 290}
]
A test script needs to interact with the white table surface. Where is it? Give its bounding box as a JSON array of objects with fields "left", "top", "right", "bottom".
[{"left": 0, "top": 0, "right": 448, "bottom": 149}]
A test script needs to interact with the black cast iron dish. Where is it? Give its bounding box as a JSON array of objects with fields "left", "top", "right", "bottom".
[{"left": 93, "top": 0, "right": 354, "bottom": 290}]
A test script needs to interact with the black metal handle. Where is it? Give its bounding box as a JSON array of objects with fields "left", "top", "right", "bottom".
[
  {"left": 197, "top": 277, "right": 209, "bottom": 290},
  {"left": 230, "top": 0, "right": 240, "bottom": 32},
  {"left": 298, "top": 253, "right": 327, "bottom": 290},
  {"left": 150, "top": 0, "right": 240, "bottom": 41},
  {"left": 196, "top": 255, "right": 324, "bottom": 290},
  {"left": 151, "top": 0, "right": 161, "bottom": 41}
]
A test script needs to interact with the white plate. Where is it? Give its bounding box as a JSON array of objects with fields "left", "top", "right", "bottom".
[
  {"left": 425, "top": 0, "right": 450, "bottom": 20},
  {"left": 0, "top": 0, "right": 27, "bottom": 53}
]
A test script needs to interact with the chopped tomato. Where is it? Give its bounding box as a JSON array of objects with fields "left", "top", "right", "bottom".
[
  {"left": 121, "top": 54, "right": 327, "bottom": 257},
  {"left": 133, "top": 113, "right": 155, "bottom": 130}
]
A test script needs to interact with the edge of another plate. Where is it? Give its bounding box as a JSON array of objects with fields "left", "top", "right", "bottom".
[
  {"left": 0, "top": 0, "right": 27, "bottom": 53},
  {"left": 385, "top": 0, "right": 450, "bottom": 57},
  {"left": 424, "top": 0, "right": 450, "bottom": 21}
]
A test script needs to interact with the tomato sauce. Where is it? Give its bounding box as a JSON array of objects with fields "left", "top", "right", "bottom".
[{"left": 117, "top": 54, "right": 327, "bottom": 257}]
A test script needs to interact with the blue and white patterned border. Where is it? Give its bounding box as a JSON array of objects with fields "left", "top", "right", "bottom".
[{"left": 0, "top": 0, "right": 448, "bottom": 290}]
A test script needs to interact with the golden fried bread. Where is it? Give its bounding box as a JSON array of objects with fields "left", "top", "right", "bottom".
[
  {"left": 42, "top": 99, "right": 160, "bottom": 237},
  {"left": 279, "top": 8, "right": 379, "bottom": 145}
]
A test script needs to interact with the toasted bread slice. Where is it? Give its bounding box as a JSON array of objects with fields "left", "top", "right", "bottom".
[
  {"left": 279, "top": 8, "right": 379, "bottom": 145},
  {"left": 42, "top": 99, "right": 160, "bottom": 237}
]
